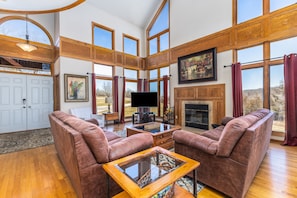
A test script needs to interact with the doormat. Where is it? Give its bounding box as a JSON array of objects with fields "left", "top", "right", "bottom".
[{"left": 0, "top": 128, "right": 53, "bottom": 154}]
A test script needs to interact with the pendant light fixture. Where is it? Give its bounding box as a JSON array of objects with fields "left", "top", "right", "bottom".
[{"left": 16, "top": 14, "right": 37, "bottom": 52}]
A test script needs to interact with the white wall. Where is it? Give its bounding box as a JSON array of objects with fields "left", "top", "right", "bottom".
[
  {"left": 169, "top": 0, "right": 233, "bottom": 116},
  {"left": 170, "top": 0, "right": 232, "bottom": 48},
  {"left": 59, "top": 57, "right": 93, "bottom": 113}
]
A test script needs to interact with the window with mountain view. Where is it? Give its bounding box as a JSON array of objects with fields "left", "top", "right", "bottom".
[
  {"left": 270, "top": 65, "right": 285, "bottom": 132},
  {"left": 242, "top": 68, "right": 264, "bottom": 114}
]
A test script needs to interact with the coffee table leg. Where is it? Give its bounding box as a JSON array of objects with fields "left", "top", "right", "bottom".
[{"left": 193, "top": 168, "right": 197, "bottom": 197}]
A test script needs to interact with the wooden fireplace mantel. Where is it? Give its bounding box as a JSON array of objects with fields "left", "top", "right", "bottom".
[{"left": 174, "top": 84, "right": 225, "bottom": 127}]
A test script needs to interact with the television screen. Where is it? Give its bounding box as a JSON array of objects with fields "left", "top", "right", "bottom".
[{"left": 131, "top": 92, "right": 158, "bottom": 107}]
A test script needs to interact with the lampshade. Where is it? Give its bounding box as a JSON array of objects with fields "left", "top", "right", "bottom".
[
  {"left": 16, "top": 15, "right": 37, "bottom": 52},
  {"left": 16, "top": 42, "right": 37, "bottom": 52},
  {"left": 0, "top": 0, "right": 84, "bottom": 13},
  {"left": 105, "top": 97, "right": 113, "bottom": 104}
]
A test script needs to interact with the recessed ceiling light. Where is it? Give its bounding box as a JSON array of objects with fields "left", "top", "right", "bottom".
[{"left": 0, "top": 0, "right": 85, "bottom": 13}]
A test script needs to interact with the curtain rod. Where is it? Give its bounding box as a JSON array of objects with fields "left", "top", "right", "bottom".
[{"left": 224, "top": 56, "right": 283, "bottom": 67}]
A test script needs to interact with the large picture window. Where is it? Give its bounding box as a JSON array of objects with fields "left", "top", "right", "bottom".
[
  {"left": 123, "top": 34, "right": 139, "bottom": 56},
  {"left": 124, "top": 68, "right": 138, "bottom": 117},
  {"left": 94, "top": 64, "right": 113, "bottom": 114},
  {"left": 93, "top": 23, "right": 114, "bottom": 50},
  {"left": 242, "top": 68, "right": 264, "bottom": 114},
  {"left": 149, "top": 66, "right": 170, "bottom": 117},
  {"left": 237, "top": 0, "right": 262, "bottom": 24},
  {"left": 147, "top": 0, "right": 169, "bottom": 56},
  {"left": 270, "top": 65, "right": 285, "bottom": 132},
  {"left": 237, "top": 36, "right": 294, "bottom": 133}
]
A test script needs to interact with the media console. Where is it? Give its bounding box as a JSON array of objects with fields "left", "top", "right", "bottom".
[{"left": 132, "top": 112, "right": 155, "bottom": 124}]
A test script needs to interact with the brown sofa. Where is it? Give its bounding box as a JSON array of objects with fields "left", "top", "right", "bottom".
[
  {"left": 173, "top": 109, "right": 274, "bottom": 198},
  {"left": 49, "top": 111, "right": 153, "bottom": 198}
]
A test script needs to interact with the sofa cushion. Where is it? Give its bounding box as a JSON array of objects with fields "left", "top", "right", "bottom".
[
  {"left": 217, "top": 115, "right": 258, "bottom": 157},
  {"left": 201, "top": 125, "right": 224, "bottom": 141},
  {"left": 221, "top": 116, "right": 234, "bottom": 126},
  {"left": 63, "top": 116, "right": 110, "bottom": 163}
]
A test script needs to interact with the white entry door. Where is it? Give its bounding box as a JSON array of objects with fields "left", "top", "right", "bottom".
[
  {"left": 0, "top": 73, "right": 53, "bottom": 133},
  {"left": 26, "top": 75, "right": 53, "bottom": 130},
  {"left": 0, "top": 73, "right": 27, "bottom": 133}
]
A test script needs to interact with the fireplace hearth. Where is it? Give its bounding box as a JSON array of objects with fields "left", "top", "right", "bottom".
[{"left": 185, "top": 104, "right": 209, "bottom": 130}]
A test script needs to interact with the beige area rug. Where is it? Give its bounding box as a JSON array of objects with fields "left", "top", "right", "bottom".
[{"left": 0, "top": 128, "right": 54, "bottom": 154}]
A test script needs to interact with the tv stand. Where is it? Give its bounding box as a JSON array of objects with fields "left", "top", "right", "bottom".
[{"left": 132, "top": 112, "right": 155, "bottom": 124}]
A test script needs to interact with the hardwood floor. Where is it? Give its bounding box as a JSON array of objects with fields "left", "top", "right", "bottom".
[{"left": 0, "top": 123, "right": 296, "bottom": 198}]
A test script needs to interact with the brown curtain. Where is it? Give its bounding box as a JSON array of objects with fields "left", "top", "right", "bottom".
[
  {"left": 120, "top": 77, "right": 126, "bottom": 123},
  {"left": 283, "top": 54, "right": 297, "bottom": 146},
  {"left": 91, "top": 73, "right": 97, "bottom": 114},
  {"left": 163, "top": 75, "right": 169, "bottom": 113},
  {"left": 137, "top": 79, "right": 143, "bottom": 92},
  {"left": 232, "top": 62, "right": 243, "bottom": 117},
  {"left": 112, "top": 76, "right": 119, "bottom": 113},
  {"left": 144, "top": 79, "right": 149, "bottom": 92}
]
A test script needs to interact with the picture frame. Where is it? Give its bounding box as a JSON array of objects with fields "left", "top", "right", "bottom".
[
  {"left": 178, "top": 48, "right": 217, "bottom": 84},
  {"left": 64, "top": 74, "right": 89, "bottom": 102}
]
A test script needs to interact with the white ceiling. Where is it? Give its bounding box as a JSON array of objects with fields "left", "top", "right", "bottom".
[{"left": 87, "top": 0, "right": 162, "bottom": 28}]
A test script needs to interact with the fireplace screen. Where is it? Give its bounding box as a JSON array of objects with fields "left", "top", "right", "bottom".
[{"left": 185, "top": 104, "right": 209, "bottom": 130}]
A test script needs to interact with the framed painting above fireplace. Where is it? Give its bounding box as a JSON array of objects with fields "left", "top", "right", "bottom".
[{"left": 178, "top": 48, "right": 217, "bottom": 84}]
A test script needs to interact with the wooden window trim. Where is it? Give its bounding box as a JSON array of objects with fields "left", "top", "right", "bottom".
[
  {"left": 123, "top": 33, "right": 139, "bottom": 56},
  {"left": 92, "top": 22, "right": 115, "bottom": 50}
]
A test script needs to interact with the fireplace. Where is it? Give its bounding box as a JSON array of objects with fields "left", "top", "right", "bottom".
[
  {"left": 181, "top": 101, "right": 213, "bottom": 130},
  {"left": 185, "top": 104, "right": 209, "bottom": 130}
]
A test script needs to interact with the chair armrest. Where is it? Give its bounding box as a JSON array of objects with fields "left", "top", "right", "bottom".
[
  {"left": 86, "top": 118, "right": 99, "bottom": 125},
  {"left": 91, "top": 114, "right": 105, "bottom": 127},
  {"left": 173, "top": 130, "right": 218, "bottom": 155},
  {"left": 109, "top": 133, "right": 154, "bottom": 161}
]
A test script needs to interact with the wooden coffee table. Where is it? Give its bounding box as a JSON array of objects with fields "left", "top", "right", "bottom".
[
  {"left": 126, "top": 122, "right": 181, "bottom": 149},
  {"left": 103, "top": 146, "right": 200, "bottom": 198}
]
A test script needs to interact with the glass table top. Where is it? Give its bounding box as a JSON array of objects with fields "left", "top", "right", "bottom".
[{"left": 116, "top": 149, "right": 184, "bottom": 188}]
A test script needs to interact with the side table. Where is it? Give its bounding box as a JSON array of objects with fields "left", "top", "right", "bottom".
[{"left": 103, "top": 112, "right": 119, "bottom": 125}]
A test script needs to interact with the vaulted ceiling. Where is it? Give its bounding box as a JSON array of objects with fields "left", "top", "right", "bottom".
[{"left": 87, "top": 0, "right": 162, "bottom": 28}]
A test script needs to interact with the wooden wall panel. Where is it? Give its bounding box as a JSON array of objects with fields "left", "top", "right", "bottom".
[
  {"left": 268, "top": 10, "right": 297, "bottom": 40},
  {"left": 93, "top": 47, "right": 114, "bottom": 65},
  {"left": 174, "top": 84, "right": 225, "bottom": 126},
  {"left": 235, "top": 22, "right": 264, "bottom": 46},
  {"left": 60, "top": 37, "right": 143, "bottom": 69},
  {"left": 60, "top": 37, "right": 92, "bottom": 61},
  {"left": 174, "top": 87, "right": 196, "bottom": 99},
  {"left": 0, "top": 35, "right": 55, "bottom": 63},
  {"left": 124, "top": 55, "right": 139, "bottom": 68},
  {"left": 115, "top": 52, "right": 124, "bottom": 66},
  {"left": 146, "top": 50, "right": 170, "bottom": 69}
]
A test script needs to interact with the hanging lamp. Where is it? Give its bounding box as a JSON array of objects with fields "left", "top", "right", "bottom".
[{"left": 16, "top": 15, "right": 37, "bottom": 52}]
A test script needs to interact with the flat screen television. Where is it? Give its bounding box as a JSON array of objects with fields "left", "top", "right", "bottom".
[{"left": 131, "top": 92, "right": 158, "bottom": 107}]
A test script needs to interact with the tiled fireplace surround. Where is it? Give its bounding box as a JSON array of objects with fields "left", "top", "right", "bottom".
[{"left": 174, "top": 84, "right": 225, "bottom": 128}]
